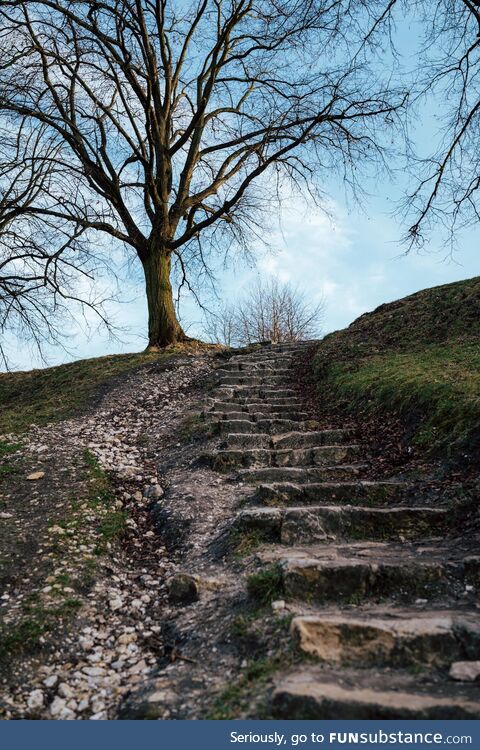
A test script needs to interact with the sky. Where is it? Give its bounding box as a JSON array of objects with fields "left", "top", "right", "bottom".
[{"left": 2, "top": 9, "right": 478, "bottom": 371}]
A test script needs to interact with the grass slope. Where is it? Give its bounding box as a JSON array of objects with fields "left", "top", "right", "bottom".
[
  {"left": 0, "top": 350, "right": 171, "bottom": 434},
  {"left": 313, "top": 276, "right": 480, "bottom": 455}
]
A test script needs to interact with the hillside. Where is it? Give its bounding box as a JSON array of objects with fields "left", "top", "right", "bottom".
[
  {"left": 0, "top": 343, "right": 219, "bottom": 435},
  {"left": 312, "top": 276, "right": 480, "bottom": 456},
  {"left": 1, "top": 285, "right": 480, "bottom": 721}
]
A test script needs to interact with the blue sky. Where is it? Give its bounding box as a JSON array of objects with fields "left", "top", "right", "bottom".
[{"left": 3, "top": 10, "right": 478, "bottom": 371}]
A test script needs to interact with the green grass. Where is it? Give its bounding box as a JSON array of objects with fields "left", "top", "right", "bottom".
[
  {"left": 0, "top": 450, "right": 122, "bottom": 662},
  {"left": 313, "top": 276, "right": 480, "bottom": 455},
  {"left": 0, "top": 440, "right": 22, "bottom": 457},
  {"left": 0, "top": 350, "right": 174, "bottom": 434},
  {"left": 324, "top": 343, "right": 480, "bottom": 450},
  {"left": 207, "top": 656, "right": 283, "bottom": 719},
  {"left": 232, "top": 528, "right": 273, "bottom": 558},
  {"left": 0, "top": 439, "right": 22, "bottom": 481},
  {"left": 0, "top": 597, "right": 82, "bottom": 660},
  {"left": 247, "top": 565, "right": 284, "bottom": 606},
  {"left": 82, "top": 450, "right": 127, "bottom": 550}
]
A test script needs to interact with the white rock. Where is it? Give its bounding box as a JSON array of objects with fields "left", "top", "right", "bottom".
[
  {"left": 58, "top": 683, "right": 74, "bottom": 699},
  {"left": 82, "top": 666, "right": 105, "bottom": 677},
  {"left": 109, "top": 597, "right": 123, "bottom": 611},
  {"left": 50, "top": 696, "right": 67, "bottom": 717},
  {"left": 43, "top": 675, "right": 58, "bottom": 689},
  {"left": 449, "top": 661, "right": 480, "bottom": 682},
  {"left": 27, "top": 689, "right": 44, "bottom": 710}
]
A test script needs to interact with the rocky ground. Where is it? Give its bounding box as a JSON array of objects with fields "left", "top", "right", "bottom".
[
  {"left": 0, "top": 343, "right": 479, "bottom": 720},
  {"left": 0, "top": 351, "right": 215, "bottom": 719}
]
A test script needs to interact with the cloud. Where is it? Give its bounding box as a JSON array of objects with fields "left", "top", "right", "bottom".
[{"left": 4, "top": 190, "right": 478, "bottom": 371}]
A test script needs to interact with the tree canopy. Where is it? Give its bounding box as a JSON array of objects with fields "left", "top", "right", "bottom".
[{"left": 0, "top": 0, "right": 404, "bottom": 349}]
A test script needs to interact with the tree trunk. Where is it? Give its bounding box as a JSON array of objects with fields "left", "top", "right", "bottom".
[{"left": 142, "top": 250, "right": 186, "bottom": 348}]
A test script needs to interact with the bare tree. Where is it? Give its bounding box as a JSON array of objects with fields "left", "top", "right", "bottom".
[
  {"left": 204, "top": 279, "right": 324, "bottom": 346},
  {"left": 203, "top": 302, "right": 238, "bottom": 347},
  {"left": 0, "top": 0, "right": 404, "bottom": 349},
  {"left": 403, "top": 0, "right": 480, "bottom": 246},
  {"left": 0, "top": 123, "right": 113, "bottom": 367},
  {"left": 359, "top": 0, "right": 480, "bottom": 246}
]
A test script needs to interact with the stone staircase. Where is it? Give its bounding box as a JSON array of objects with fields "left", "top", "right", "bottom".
[{"left": 204, "top": 341, "right": 480, "bottom": 719}]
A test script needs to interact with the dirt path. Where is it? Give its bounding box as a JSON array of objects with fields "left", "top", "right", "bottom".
[
  {"left": 0, "top": 352, "right": 213, "bottom": 719},
  {"left": 1, "top": 343, "right": 479, "bottom": 719}
]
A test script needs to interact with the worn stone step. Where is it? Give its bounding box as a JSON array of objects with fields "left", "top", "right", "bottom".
[
  {"left": 290, "top": 610, "right": 480, "bottom": 667},
  {"left": 251, "top": 481, "right": 452, "bottom": 507},
  {"left": 218, "top": 375, "right": 288, "bottom": 386},
  {"left": 219, "top": 419, "right": 320, "bottom": 435},
  {"left": 228, "top": 397, "right": 303, "bottom": 407},
  {"left": 277, "top": 445, "right": 361, "bottom": 467},
  {"left": 260, "top": 543, "right": 480, "bottom": 604},
  {"left": 210, "top": 403, "right": 304, "bottom": 416},
  {"left": 214, "top": 396, "right": 301, "bottom": 409},
  {"left": 216, "top": 366, "right": 290, "bottom": 376},
  {"left": 226, "top": 433, "right": 273, "bottom": 449},
  {"left": 216, "top": 386, "right": 297, "bottom": 399},
  {"left": 209, "top": 410, "right": 310, "bottom": 423},
  {"left": 236, "top": 505, "right": 449, "bottom": 543},
  {"left": 213, "top": 446, "right": 360, "bottom": 470},
  {"left": 225, "top": 350, "right": 294, "bottom": 362},
  {"left": 220, "top": 359, "right": 291, "bottom": 372},
  {"left": 238, "top": 465, "right": 367, "bottom": 483},
  {"left": 272, "top": 430, "right": 354, "bottom": 448},
  {"left": 226, "top": 431, "right": 350, "bottom": 450},
  {"left": 271, "top": 671, "right": 480, "bottom": 719},
  {"left": 269, "top": 341, "right": 315, "bottom": 351}
]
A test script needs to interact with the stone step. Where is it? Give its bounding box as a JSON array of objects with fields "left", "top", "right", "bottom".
[
  {"left": 277, "top": 446, "right": 360, "bottom": 467},
  {"left": 226, "top": 433, "right": 275, "bottom": 449},
  {"left": 218, "top": 396, "right": 303, "bottom": 406},
  {"left": 238, "top": 465, "right": 367, "bottom": 484},
  {"left": 217, "top": 375, "right": 288, "bottom": 386},
  {"left": 216, "top": 386, "right": 297, "bottom": 399},
  {"left": 226, "top": 350, "right": 294, "bottom": 361},
  {"left": 219, "top": 359, "right": 292, "bottom": 372},
  {"left": 272, "top": 430, "right": 355, "bottom": 448},
  {"left": 236, "top": 505, "right": 449, "bottom": 543},
  {"left": 290, "top": 610, "right": 480, "bottom": 667},
  {"left": 209, "top": 410, "right": 310, "bottom": 422},
  {"left": 226, "top": 430, "right": 351, "bottom": 450},
  {"left": 209, "top": 402, "right": 303, "bottom": 415},
  {"left": 253, "top": 481, "right": 410, "bottom": 506},
  {"left": 269, "top": 341, "right": 315, "bottom": 351},
  {"left": 216, "top": 366, "right": 290, "bottom": 375},
  {"left": 271, "top": 671, "right": 480, "bottom": 719},
  {"left": 212, "top": 446, "right": 360, "bottom": 470},
  {"left": 219, "top": 419, "right": 320, "bottom": 435},
  {"left": 259, "top": 543, "right": 480, "bottom": 604}
]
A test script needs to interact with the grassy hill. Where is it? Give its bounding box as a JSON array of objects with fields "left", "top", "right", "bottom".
[
  {"left": 0, "top": 340, "right": 224, "bottom": 435},
  {"left": 0, "top": 351, "right": 172, "bottom": 435},
  {"left": 312, "top": 276, "right": 480, "bottom": 456}
]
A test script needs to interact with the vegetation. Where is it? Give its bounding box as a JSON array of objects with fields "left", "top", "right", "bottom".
[
  {"left": 204, "top": 279, "right": 324, "bottom": 346},
  {"left": 0, "top": 597, "right": 82, "bottom": 660},
  {"left": 0, "top": 439, "right": 22, "bottom": 481},
  {"left": 0, "top": 450, "right": 120, "bottom": 661},
  {"left": 207, "top": 655, "right": 284, "bottom": 720},
  {"left": 247, "top": 565, "right": 284, "bottom": 606},
  {"left": 0, "top": 350, "right": 173, "bottom": 434},
  {"left": 313, "top": 276, "right": 480, "bottom": 455},
  {"left": 0, "top": 1, "right": 404, "bottom": 349}
]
